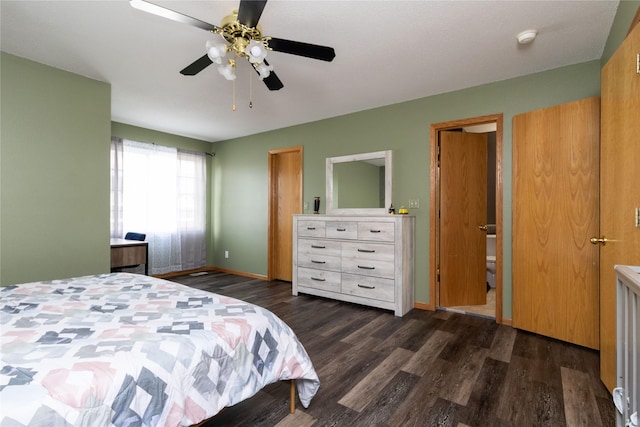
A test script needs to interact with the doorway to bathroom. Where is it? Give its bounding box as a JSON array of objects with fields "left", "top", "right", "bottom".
[{"left": 429, "top": 114, "right": 503, "bottom": 323}]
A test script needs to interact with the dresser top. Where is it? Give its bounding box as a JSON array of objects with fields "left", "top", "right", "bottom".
[{"left": 294, "top": 214, "right": 414, "bottom": 221}]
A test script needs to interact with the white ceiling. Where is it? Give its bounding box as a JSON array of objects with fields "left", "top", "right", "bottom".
[{"left": 1, "top": 0, "right": 619, "bottom": 143}]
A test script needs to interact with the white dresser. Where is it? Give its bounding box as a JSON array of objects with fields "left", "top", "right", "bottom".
[{"left": 292, "top": 215, "right": 415, "bottom": 316}]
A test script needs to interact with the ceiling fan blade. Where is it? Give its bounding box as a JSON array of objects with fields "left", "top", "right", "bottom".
[
  {"left": 130, "top": 0, "right": 218, "bottom": 32},
  {"left": 268, "top": 38, "right": 336, "bottom": 62},
  {"left": 180, "top": 54, "right": 214, "bottom": 76},
  {"left": 255, "top": 60, "right": 283, "bottom": 90},
  {"left": 237, "top": 0, "right": 268, "bottom": 28},
  {"left": 262, "top": 72, "right": 284, "bottom": 91}
]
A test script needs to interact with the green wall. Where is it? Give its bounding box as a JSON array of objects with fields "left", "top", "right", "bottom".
[
  {"left": 111, "top": 122, "right": 213, "bottom": 154},
  {"left": 110, "top": 122, "right": 215, "bottom": 265},
  {"left": 602, "top": 0, "right": 639, "bottom": 65},
  {"left": 212, "top": 60, "right": 601, "bottom": 318},
  {"left": 1, "top": 52, "right": 111, "bottom": 285},
  {"left": 211, "top": 2, "right": 638, "bottom": 318},
  {"left": 210, "top": 138, "right": 269, "bottom": 273}
]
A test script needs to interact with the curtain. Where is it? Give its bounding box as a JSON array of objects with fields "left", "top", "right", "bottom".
[
  {"left": 110, "top": 137, "right": 207, "bottom": 274},
  {"left": 110, "top": 137, "right": 124, "bottom": 239},
  {"left": 177, "top": 149, "right": 207, "bottom": 270}
]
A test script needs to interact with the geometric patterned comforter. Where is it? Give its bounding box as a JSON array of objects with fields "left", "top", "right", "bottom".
[{"left": 0, "top": 273, "right": 320, "bottom": 427}]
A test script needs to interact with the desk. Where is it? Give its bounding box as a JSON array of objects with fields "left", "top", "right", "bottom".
[{"left": 110, "top": 238, "right": 149, "bottom": 275}]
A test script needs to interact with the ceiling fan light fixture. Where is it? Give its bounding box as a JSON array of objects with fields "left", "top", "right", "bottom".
[
  {"left": 206, "top": 38, "right": 228, "bottom": 64},
  {"left": 245, "top": 40, "right": 268, "bottom": 64},
  {"left": 218, "top": 59, "right": 236, "bottom": 80},
  {"left": 255, "top": 62, "right": 273, "bottom": 79}
]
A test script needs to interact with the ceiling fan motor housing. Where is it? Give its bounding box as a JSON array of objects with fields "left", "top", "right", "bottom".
[{"left": 217, "top": 11, "right": 270, "bottom": 58}]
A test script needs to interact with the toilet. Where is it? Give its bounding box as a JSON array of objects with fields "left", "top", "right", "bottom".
[{"left": 486, "top": 234, "right": 497, "bottom": 288}]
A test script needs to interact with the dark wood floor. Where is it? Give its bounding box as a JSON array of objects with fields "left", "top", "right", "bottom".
[{"left": 167, "top": 271, "right": 615, "bottom": 427}]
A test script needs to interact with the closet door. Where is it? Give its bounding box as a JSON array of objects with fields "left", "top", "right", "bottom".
[
  {"left": 512, "top": 97, "right": 600, "bottom": 349},
  {"left": 268, "top": 146, "right": 303, "bottom": 282},
  {"left": 599, "top": 23, "right": 640, "bottom": 392}
]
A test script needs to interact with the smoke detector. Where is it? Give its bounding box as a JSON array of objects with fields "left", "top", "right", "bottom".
[{"left": 517, "top": 29, "right": 538, "bottom": 45}]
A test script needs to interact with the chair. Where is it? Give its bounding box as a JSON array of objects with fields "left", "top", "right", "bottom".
[{"left": 124, "top": 232, "right": 146, "bottom": 241}]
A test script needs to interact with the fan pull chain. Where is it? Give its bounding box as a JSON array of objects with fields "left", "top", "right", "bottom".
[
  {"left": 249, "top": 67, "right": 253, "bottom": 109},
  {"left": 232, "top": 77, "right": 236, "bottom": 111}
]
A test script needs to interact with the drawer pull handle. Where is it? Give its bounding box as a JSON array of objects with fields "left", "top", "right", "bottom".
[
  {"left": 311, "top": 277, "right": 326, "bottom": 282},
  {"left": 357, "top": 249, "right": 376, "bottom": 253},
  {"left": 357, "top": 284, "right": 375, "bottom": 289},
  {"left": 311, "top": 245, "right": 326, "bottom": 249},
  {"left": 306, "top": 227, "right": 316, "bottom": 230},
  {"left": 358, "top": 265, "right": 375, "bottom": 270},
  {"left": 370, "top": 230, "right": 381, "bottom": 233},
  {"left": 336, "top": 228, "right": 346, "bottom": 232},
  {"left": 311, "top": 260, "right": 326, "bottom": 264}
]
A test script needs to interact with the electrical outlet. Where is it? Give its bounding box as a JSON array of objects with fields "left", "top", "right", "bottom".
[
  {"left": 409, "top": 199, "right": 420, "bottom": 209},
  {"left": 224, "top": 250, "right": 229, "bottom": 259},
  {"left": 304, "top": 201, "right": 309, "bottom": 211}
]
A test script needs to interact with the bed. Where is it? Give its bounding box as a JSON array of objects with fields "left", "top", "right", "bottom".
[{"left": 0, "top": 273, "right": 320, "bottom": 426}]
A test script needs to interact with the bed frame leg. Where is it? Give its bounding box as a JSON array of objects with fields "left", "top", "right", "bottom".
[{"left": 290, "top": 379, "right": 296, "bottom": 413}]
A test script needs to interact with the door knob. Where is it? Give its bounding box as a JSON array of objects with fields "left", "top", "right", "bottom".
[
  {"left": 590, "top": 236, "right": 609, "bottom": 246},
  {"left": 478, "top": 225, "right": 488, "bottom": 231}
]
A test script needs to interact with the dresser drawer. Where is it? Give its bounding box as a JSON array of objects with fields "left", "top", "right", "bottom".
[
  {"left": 342, "top": 257, "right": 395, "bottom": 279},
  {"left": 297, "top": 220, "right": 326, "bottom": 238},
  {"left": 342, "top": 273, "right": 395, "bottom": 302},
  {"left": 297, "top": 253, "right": 341, "bottom": 271},
  {"left": 298, "top": 238, "right": 341, "bottom": 257},
  {"left": 297, "top": 267, "right": 341, "bottom": 292},
  {"left": 325, "top": 221, "right": 357, "bottom": 239},
  {"left": 357, "top": 222, "right": 395, "bottom": 242},
  {"left": 342, "top": 242, "right": 395, "bottom": 262}
]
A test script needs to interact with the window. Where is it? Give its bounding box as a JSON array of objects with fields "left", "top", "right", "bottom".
[{"left": 111, "top": 138, "right": 206, "bottom": 274}]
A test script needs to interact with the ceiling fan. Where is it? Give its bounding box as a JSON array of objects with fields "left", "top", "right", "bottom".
[{"left": 130, "top": 0, "right": 336, "bottom": 91}]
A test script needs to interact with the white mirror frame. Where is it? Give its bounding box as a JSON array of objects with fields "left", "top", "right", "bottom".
[{"left": 326, "top": 150, "right": 392, "bottom": 215}]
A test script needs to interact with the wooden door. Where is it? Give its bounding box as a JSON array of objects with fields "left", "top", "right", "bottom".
[
  {"left": 599, "top": 23, "right": 640, "bottom": 392},
  {"left": 512, "top": 97, "right": 600, "bottom": 349},
  {"left": 268, "top": 146, "right": 303, "bottom": 282},
  {"left": 439, "top": 131, "right": 488, "bottom": 307}
]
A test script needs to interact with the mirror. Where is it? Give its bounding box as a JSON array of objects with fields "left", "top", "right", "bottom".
[{"left": 326, "top": 150, "right": 392, "bottom": 214}]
